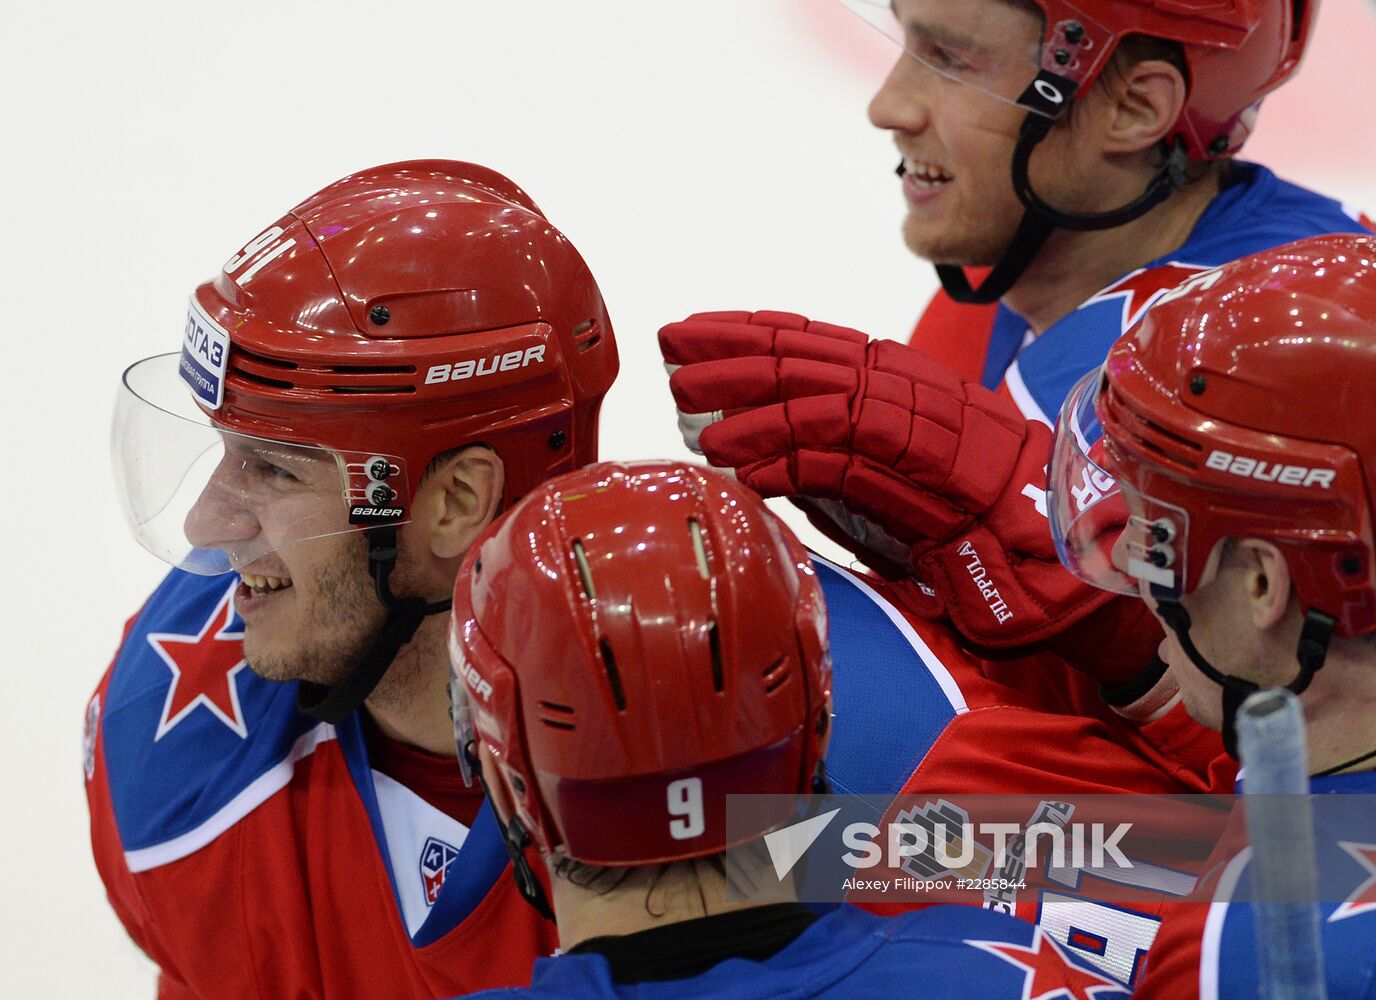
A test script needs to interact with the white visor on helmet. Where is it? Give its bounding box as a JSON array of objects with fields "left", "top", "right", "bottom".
[
  {"left": 112, "top": 352, "right": 411, "bottom": 576},
  {"left": 1048, "top": 367, "right": 1190, "bottom": 596}
]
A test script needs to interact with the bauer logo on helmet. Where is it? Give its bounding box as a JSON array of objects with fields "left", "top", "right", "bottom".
[{"left": 424, "top": 345, "right": 547, "bottom": 386}]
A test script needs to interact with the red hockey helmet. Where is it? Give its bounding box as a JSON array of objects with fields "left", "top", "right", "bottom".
[
  {"left": 448, "top": 462, "right": 833, "bottom": 867},
  {"left": 846, "top": 0, "right": 1316, "bottom": 158},
  {"left": 113, "top": 160, "right": 618, "bottom": 575},
  {"left": 1050, "top": 234, "right": 1376, "bottom": 637}
]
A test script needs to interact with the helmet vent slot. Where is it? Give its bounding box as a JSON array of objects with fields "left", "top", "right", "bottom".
[
  {"left": 688, "top": 519, "right": 711, "bottom": 579},
  {"left": 573, "top": 319, "right": 602, "bottom": 353},
  {"left": 707, "top": 621, "right": 724, "bottom": 693},
  {"left": 1106, "top": 386, "right": 1200, "bottom": 471},
  {"left": 332, "top": 384, "right": 416, "bottom": 395},
  {"left": 1140, "top": 416, "right": 1201, "bottom": 456},
  {"left": 233, "top": 370, "right": 294, "bottom": 390},
  {"left": 572, "top": 540, "right": 597, "bottom": 600},
  {"left": 763, "top": 657, "right": 790, "bottom": 694},
  {"left": 228, "top": 346, "right": 418, "bottom": 394},
  {"left": 320, "top": 363, "right": 417, "bottom": 376},
  {"left": 598, "top": 639, "right": 627, "bottom": 711},
  {"left": 538, "top": 701, "right": 576, "bottom": 731},
  {"left": 231, "top": 347, "right": 295, "bottom": 370}
]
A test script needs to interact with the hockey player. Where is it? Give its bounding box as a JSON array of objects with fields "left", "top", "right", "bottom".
[
  {"left": 1048, "top": 233, "right": 1376, "bottom": 997},
  {"left": 85, "top": 157, "right": 1164, "bottom": 999},
  {"left": 660, "top": 0, "right": 1369, "bottom": 671},
  {"left": 87, "top": 160, "right": 618, "bottom": 998},
  {"left": 447, "top": 459, "right": 1130, "bottom": 1000}
]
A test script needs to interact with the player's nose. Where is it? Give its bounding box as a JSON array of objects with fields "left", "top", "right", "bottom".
[
  {"left": 184, "top": 458, "right": 261, "bottom": 553},
  {"left": 868, "top": 52, "right": 934, "bottom": 135}
]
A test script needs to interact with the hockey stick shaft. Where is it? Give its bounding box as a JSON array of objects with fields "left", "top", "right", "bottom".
[{"left": 1237, "top": 688, "right": 1327, "bottom": 1000}]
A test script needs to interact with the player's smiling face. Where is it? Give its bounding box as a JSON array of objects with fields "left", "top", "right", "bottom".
[
  {"left": 183, "top": 438, "right": 385, "bottom": 685},
  {"left": 867, "top": 0, "right": 1046, "bottom": 267}
]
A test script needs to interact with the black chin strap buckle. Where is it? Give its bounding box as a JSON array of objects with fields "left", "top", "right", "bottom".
[
  {"left": 1293, "top": 610, "right": 1336, "bottom": 695},
  {"left": 471, "top": 752, "right": 556, "bottom": 922},
  {"left": 499, "top": 814, "right": 555, "bottom": 922}
]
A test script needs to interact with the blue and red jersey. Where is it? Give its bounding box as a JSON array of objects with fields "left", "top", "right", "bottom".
[
  {"left": 1132, "top": 770, "right": 1376, "bottom": 999},
  {"left": 457, "top": 904, "right": 1131, "bottom": 1000},
  {"left": 85, "top": 570, "right": 557, "bottom": 999},
  {"left": 86, "top": 164, "right": 1370, "bottom": 999},
  {"left": 909, "top": 164, "right": 1371, "bottom": 425}
]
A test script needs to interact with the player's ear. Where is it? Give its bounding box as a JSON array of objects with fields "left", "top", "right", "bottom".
[
  {"left": 1097, "top": 57, "right": 1188, "bottom": 157},
  {"left": 416, "top": 446, "right": 506, "bottom": 561},
  {"left": 1236, "top": 539, "right": 1294, "bottom": 632}
]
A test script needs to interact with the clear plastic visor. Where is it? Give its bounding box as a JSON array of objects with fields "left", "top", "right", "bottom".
[
  {"left": 112, "top": 353, "right": 409, "bottom": 576},
  {"left": 840, "top": 0, "right": 1058, "bottom": 118},
  {"left": 447, "top": 623, "right": 480, "bottom": 787},
  {"left": 1048, "top": 368, "right": 1190, "bottom": 596}
]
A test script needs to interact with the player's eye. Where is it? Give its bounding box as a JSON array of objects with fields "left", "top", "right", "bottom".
[
  {"left": 909, "top": 34, "right": 973, "bottom": 73},
  {"left": 245, "top": 454, "right": 302, "bottom": 485}
]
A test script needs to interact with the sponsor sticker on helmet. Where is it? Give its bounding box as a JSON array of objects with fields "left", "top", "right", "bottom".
[{"left": 180, "top": 296, "right": 231, "bottom": 410}]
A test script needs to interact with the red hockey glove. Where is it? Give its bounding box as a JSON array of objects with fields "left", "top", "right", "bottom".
[{"left": 660, "top": 309, "right": 1115, "bottom": 647}]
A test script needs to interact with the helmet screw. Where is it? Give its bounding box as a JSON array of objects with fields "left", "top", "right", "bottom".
[
  {"left": 511, "top": 774, "right": 526, "bottom": 795},
  {"left": 1054, "top": 49, "right": 1071, "bottom": 66},
  {"left": 369, "top": 304, "right": 391, "bottom": 326},
  {"left": 1063, "top": 21, "right": 1085, "bottom": 44},
  {"left": 1342, "top": 556, "right": 1362, "bottom": 575},
  {"left": 548, "top": 429, "right": 567, "bottom": 451},
  {"left": 1209, "top": 135, "right": 1230, "bottom": 156},
  {"left": 1189, "top": 374, "right": 1207, "bottom": 395}
]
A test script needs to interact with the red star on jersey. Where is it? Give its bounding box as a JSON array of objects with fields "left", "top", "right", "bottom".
[
  {"left": 968, "top": 928, "right": 1124, "bottom": 1000},
  {"left": 1331, "top": 842, "right": 1376, "bottom": 923},
  {"left": 147, "top": 581, "right": 249, "bottom": 741},
  {"left": 1081, "top": 261, "right": 1210, "bottom": 334}
]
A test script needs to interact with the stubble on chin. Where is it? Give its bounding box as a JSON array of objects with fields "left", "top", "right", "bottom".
[
  {"left": 901, "top": 212, "right": 1007, "bottom": 270},
  {"left": 243, "top": 551, "right": 384, "bottom": 687}
]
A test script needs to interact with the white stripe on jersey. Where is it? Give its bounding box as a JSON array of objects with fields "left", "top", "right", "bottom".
[
  {"left": 124, "top": 722, "right": 336, "bottom": 872},
  {"left": 1199, "top": 847, "right": 1253, "bottom": 1000},
  {"left": 810, "top": 555, "right": 969, "bottom": 716},
  {"left": 1003, "top": 358, "right": 1053, "bottom": 428}
]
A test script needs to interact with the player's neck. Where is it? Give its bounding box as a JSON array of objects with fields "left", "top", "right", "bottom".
[
  {"left": 362, "top": 613, "right": 457, "bottom": 758},
  {"left": 552, "top": 854, "right": 793, "bottom": 951},
  {"left": 1299, "top": 647, "right": 1376, "bottom": 776},
  {"left": 1001, "top": 169, "right": 1223, "bottom": 335}
]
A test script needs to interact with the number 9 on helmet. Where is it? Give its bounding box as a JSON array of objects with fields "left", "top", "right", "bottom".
[{"left": 448, "top": 461, "right": 834, "bottom": 868}]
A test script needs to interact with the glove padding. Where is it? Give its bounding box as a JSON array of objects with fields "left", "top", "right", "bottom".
[{"left": 660, "top": 309, "right": 1114, "bottom": 647}]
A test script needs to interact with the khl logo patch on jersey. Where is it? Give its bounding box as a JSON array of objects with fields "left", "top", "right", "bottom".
[{"left": 420, "top": 836, "right": 460, "bottom": 906}]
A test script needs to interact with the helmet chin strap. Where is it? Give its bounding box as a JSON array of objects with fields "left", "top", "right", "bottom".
[
  {"left": 1147, "top": 583, "right": 1334, "bottom": 761},
  {"left": 296, "top": 525, "right": 452, "bottom": 725},
  {"left": 460, "top": 738, "right": 557, "bottom": 921},
  {"left": 934, "top": 112, "right": 1190, "bottom": 306}
]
